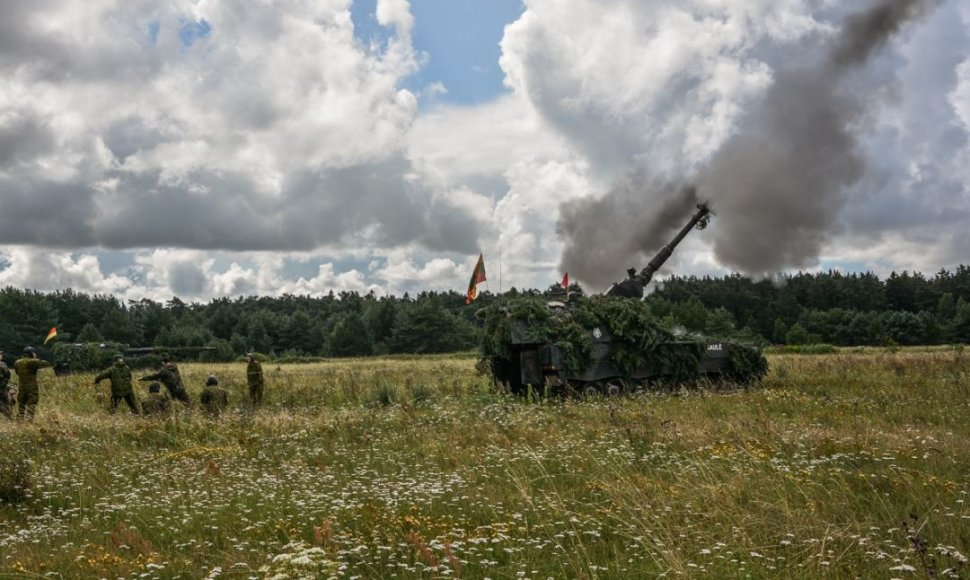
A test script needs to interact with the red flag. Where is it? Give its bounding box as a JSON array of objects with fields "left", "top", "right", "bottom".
[
  {"left": 44, "top": 327, "right": 58, "bottom": 345},
  {"left": 465, "top": 254, "right": 487, "bottom": 304},
  {"left": 561, "top": 272, "right": 569, "bottom": 290}
]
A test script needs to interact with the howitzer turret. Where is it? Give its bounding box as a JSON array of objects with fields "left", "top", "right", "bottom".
[{"left": 605, "top": 202, "right": 712, "bottom": 298}]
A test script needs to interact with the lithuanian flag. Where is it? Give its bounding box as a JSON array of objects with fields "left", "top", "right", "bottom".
[
  {"left": 465, "top": 254, "right": 487, "bottom": 304},
  {"left": 44, "top": 327, "right": 58, "bottom": 345}
]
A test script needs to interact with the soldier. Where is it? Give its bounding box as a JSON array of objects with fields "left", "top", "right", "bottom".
[
  {"left": 94, "top": 354, "right": 139, "bottom": 414},
  {"left": 0, "top": 351, "right": 13, "bottom": 419},
  {"left": 245, "top": 353, "right": 264, "bottom": 406},
  {"left": 13, "top": 346, "right": 52, "bottom": 421},
  {"left": 140, "top": 382, "right": 171, "bottom": 417},
  {"left": 200, "top": 374, "right": 228, "bottom": 417},
  {"left": 606, "top": 267, "right": 646, "bottom": 299},
  {"left": 139, "top": 357, "right": 191, "bottom": 406}
]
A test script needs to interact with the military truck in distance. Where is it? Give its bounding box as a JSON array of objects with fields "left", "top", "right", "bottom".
[{"left": 479, "top": 203, "right": 768, "bottom": 396}]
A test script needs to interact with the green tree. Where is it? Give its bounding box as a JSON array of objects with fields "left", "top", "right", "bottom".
[
  {"left": 388, "top": 302, "right": 477, "bottom": 354},
  {"left": 76, "top": 322, "right": 105, "bottom": 342},
  {"left": 328, "top": 313, "right": 372, "bottom": 357},
  {"left": 705, "top": 307, "right": 736, "bottom": 336},
  {"left": 785, "top": 323, "right": 811, "bottom": 345}
]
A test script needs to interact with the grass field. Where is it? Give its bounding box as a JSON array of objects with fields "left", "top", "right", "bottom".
[{"left": 1, "top": 349, "right": 969, "bottom": 578}]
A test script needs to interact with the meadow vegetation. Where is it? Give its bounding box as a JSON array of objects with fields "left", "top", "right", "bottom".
[{"left": 1, "top": 349, "right": 969, "bottom": 578}]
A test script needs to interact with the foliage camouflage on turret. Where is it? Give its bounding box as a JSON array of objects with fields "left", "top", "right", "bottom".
[
  {"left": 727, "top": 342, "right": 769, "bottom": 383},
  {"left": 479, "top": 295, "right": 767, "bottom": 385}
]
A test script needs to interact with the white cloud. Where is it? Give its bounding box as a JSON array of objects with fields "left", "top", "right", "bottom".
[
  {"left": 953, "top": 59, "right": 970, "bottom": 131},
  {"left": 0, "top": 247, "right": 133, "bottom": 295},
  {"left": 409, "top": 94, "right": 572, "bottom": 184},
  {"left": 499, "top": 0, "right": 823, "bottom": 177}
]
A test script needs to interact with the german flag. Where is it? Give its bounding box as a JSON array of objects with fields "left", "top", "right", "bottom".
[
  {"left": 465, "top": 254, "right": 487, "bottom": 304},
  {"left": 44, "top": 326, "right": 58, "bottom": 345}
]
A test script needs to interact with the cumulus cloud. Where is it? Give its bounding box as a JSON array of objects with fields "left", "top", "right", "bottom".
[
  {"left": 0, "top": 247, "right": 133, "bottom": 295},
  {"left": 0, "top": 0, "right": 483, "bottom": 254},
  {"left": 500, "top": 0, "right": 820, "bottom": 178}
]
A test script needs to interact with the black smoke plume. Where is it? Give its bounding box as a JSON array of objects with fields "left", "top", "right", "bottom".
[{"left": 558, "top": 0, "right": 940, "bottom": 289}]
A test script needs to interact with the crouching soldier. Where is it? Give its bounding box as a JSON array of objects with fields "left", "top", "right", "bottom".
[
  {"left": 0, "top": 350, "right": 13, "bottom": 419},
  {"left": 200, "top": 375, "right": 228, "bottom": 417},
  {"left": 94, "top": 354, "right": 139, "bottom": 414},
  {"left": 139, "top": 358, "right": 191, "bottom": 407},
  {"left": 140, "top": 382, "right": 171, "bottom": 417}
]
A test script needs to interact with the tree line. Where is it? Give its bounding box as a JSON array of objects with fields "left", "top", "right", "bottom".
[
  {"left": 648, "top": 266, "right": 970, "bottom": 346},
  {"left": 0, "top": 265, "right": 968, "bottom": 362}
]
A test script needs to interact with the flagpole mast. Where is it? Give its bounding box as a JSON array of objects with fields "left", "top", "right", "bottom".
[{"left": 499, "top": 250, "right": 502, "bottom": 295}]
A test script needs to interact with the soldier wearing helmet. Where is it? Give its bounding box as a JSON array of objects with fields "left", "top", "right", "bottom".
[
  {"left": 139, "top": 357, "right": 191, "bottom": 407},
  {"left": 140, "top": 382, "right": 171, "bottom": 417},
  {"left": 94, "top": 353, "right": 139, "bottom": 414},
  {"left": 245, "top": 353, "right": 264, "bottom": 407},
  {"left": 14, "top": 346, "right": 52, "bottom": 420},
  {"left": 200, "top": 374, "right": 228, "bottom": 417}
]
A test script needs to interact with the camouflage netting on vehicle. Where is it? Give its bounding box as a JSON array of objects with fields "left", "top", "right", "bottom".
[
  {"left": 51, "top": 343, "right": 162, "bottom": 373},
  {"left": 478, "top": 296, "right": 768, "bottom": 385},
  {"left": 727, "top": 343, "right": 769, "bottom": 384},
  {"left": 480, "top": 296, "right": 692, "bottom": 375},
  {"left": 51, "top": 342, "right": 126, "bottom": 372}
]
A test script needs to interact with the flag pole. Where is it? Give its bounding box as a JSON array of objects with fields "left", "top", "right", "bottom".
[{"left": 499, "top": 250, "right": 502, "bottom": 295}]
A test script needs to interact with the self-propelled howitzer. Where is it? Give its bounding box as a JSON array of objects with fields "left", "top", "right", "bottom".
[{"left": 478, "top": 201, "right": 767, "bottom": 396}]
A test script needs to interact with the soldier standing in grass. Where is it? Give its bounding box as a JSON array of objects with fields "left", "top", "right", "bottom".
[
  {"left": 140, "top": 382, "right": 171, "bottom": 417},
  {"left": 14, "top": 346, "right": 52, "bottom": 421},
  {"left": 200, "top": 374, "right": 228, "bottom": 417},
  {"left": 94, "top": 354, "right": 139, "bottom": 414},
  {"left": 0, "top": 351, "right": 13, "bottom": 419},
  {"left": 139, "top": 357, "right": 191, "bottom": 407},
  {"left": 245, "top": 353, "right": 264, "bottom": 407}
]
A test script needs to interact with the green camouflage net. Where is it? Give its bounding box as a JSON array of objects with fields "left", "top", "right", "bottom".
[
  {"left": 727, "top": 343, "right": 770, "bottom": 384},
  {"left": 479, "top": 296, "right": 767, "bottom": 385}
]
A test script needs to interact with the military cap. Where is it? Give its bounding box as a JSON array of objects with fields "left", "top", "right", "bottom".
[
  {"left": 114, "top": 353, "right": 125, "bottom": 360},
  {"left": 148, "top": 382, "right": 161, "bottom": 393},
  {"left": 23, "top": 346, "right": 36, "bottom": 355},
  {"left": 205, "top": 374, "right": 218, "bottom": 386}
]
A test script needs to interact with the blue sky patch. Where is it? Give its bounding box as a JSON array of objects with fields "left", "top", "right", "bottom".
[
  {"left": 147, "top": 21, "right": 160, "bottom": 44},
  {"left": 351, "top": 0, "right": 524, "bottom": 105},
  {"left": 178, "top": 18, "right": 212, "bottom": 47}
]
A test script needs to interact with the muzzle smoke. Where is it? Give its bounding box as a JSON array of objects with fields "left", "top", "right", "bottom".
[{"left": 558, "top": 0, "right": 940, "bottom": 289}]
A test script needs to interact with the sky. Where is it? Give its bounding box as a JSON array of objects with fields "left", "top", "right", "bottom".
[{"left": 0, "top": 0, "right": 968, "bottom": 302}]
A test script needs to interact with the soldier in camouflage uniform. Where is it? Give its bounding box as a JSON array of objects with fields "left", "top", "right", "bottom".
[
  {"left": 140, "top": 382, "right": 171, "bottom": 417},
  {"left": 245, "top": 353, "right": 264, "bottom": 407},
  {"left": 139, "top": 358, "right": 191, "bottom": 406},
  {"left": 14, "top": 346, "right": 52, "bottom": 421},
  {"left": 200, "top": 374, "right": 228, "bottom": 417},
  {"left": 0, "top": 351, "right": 13, "bottom": 419},
  {"left": 94, "top": 354, "right": 139, "bottom": 414}
]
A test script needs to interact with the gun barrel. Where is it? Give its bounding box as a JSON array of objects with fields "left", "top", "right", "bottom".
[
  {"left": 638, "top": 203, "right": 710, "bottom": 285},
  {"left": 604, "top": 202, "right": 712, "bottom": 298}
]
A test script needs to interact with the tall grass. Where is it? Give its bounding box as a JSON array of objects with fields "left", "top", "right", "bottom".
[{"left": 1, "top": 350, "right": 968, "bottom": 578}]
